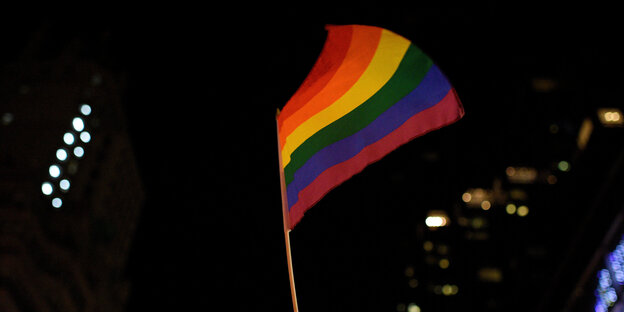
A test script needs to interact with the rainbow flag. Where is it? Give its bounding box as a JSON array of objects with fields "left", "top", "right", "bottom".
[{"left": 277, "top": 24, "right": 464, "bottom": 229}]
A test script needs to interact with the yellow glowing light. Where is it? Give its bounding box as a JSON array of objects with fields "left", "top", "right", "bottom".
[
  {"left": 407, "top": 303, "right": 421, "bottom": 312},
  {"left": 517, "top": 205, "right": 529, "bottom": 217},
  {"left": 442, "top": 284, "right": 453, "bottom": 295},
  {"left": 439, "top": 258, "right": 449, "bottom": 269},
  {"left": 425, "top": 210, "right": 449, "bottom": 227},
  {"left": 506, "top": 204, "right": 517, "bottom": 215},
  {"left": 598, "top": 108, "right": 624, "bottom": 127},
  {"left": 481, "top": 200, "right": 491, "bottom": 210},
  {"left": 558, "top": 161, "right": 570, "bottom": 172},
  {"left": 577, "top": 118, "right": 593, "bottom": 150},
  {"left": 405, "top": 266, "right": 414, "bottom": 277},
  {"left": 506, "top": 166, "right": 516, "bottom": 176},
  {"left": 425, "top": 216, "right": 447, "bottom": 227},
  {"left": 462, "top": 192, "right": 472, "bottom": 202},
  {"left": 423, "top": 241, "right": 434, "bottom": 252}
]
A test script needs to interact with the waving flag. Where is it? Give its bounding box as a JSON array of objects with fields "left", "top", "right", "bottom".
[{"left": 277, "top": 24, "right": 464, "bottom": 230}]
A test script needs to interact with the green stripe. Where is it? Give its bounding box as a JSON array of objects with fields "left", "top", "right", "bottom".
[{"left": 284, "top": 44, "right": 433, "bottom": 186}]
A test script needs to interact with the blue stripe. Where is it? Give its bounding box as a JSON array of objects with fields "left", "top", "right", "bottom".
[{"left": 287, "top": 65, "right": 451, "bottom": 210}]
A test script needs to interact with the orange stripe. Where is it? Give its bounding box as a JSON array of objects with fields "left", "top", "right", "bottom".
[
  {"left": 278, "top": 25, "right": 382, "bottom": 148},
  {"left": 277, "top": 25, "right": 353, "bottom": 129}
]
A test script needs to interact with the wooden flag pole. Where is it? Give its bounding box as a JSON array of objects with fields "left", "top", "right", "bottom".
[{"left": 276, "top": 110, "right": 300, "bottom": 312}]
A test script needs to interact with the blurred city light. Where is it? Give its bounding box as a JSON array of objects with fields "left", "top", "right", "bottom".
[
  {"left": 547, "top": 174, "right": 558, "bottom": 185},
  {"left": 442, "top": 284, "right": 459, "bottom": 296},
  {"left": 63, "top": 132, "right": 75, "bottom": 145},
  {"left": 52, "top": 197, "right": 62, "bottom": 208},
  {"left": 481, "top": 200, "right": 491, "bottom": 210},
  {"left": 517, "top": 205, "right": 529, "bottom": 217},
  {"left": 74, "top": 146, "right": 84, "bottom": 157},
  {"left": 49, "top": 164, "right": 61, "bottom": 178},
  {"left": 478, "top": 267, "right": 503, "bottom": 283},
  {"left": 506, "top": 203, "right": 517, "bottom": 215},
  {"left": 407, "top": 303, "right": 421, "bottom": 312},
  {"left": 59, "top": 179, "right": 70, "bottom": 191},
  {"left": 439, "top": 258, "right": 450, "bottom": 269},
  {"left": 41, "top": 182, "right": 53, "bottom": 195},
  {"left": 598, "top": 108, "right": 624, "bottom": 127},
  {"left": 72, "top": 117, "right": 85, "bottom": 131},
  {"left": 506, "top": 166, "right": 537, "bottom": 184},
  {"left": 80, "top": 131, "right": 91, "bottom": 143},
  {"left": 423, "top": 241, "right": 434, "bottom": 252},
  {"left": 558, "top": 161, "right": 570, "bottom": 172},
  {"left": 462, "top": 188, "right": 494, "bottom": 208},
  {"left": 531, "top": 77, "right": 557, "bottom": 92},
  {"left": 1, "top": 112, "right": 13, "bottom": 125},
  {"left": 80, "top": 104, "right": 92, "bottom": 116},
  {"left": 425, "top": 211, "right": 449, "bottom": 227},
  {"left": 56, "top": 148, "right": 68, "bottom": 161},
  {"left": 577, "top": 118, "right": 593, "bottom": 150}
]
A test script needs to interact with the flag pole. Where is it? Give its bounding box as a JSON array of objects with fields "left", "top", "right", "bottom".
[{"left": 276, "top": 109, "right": 300, "bottom": 312}]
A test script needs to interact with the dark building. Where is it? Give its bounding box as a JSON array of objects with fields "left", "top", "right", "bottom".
[{"left": 0, "top": 42, "right": 143, "bottom": 311}]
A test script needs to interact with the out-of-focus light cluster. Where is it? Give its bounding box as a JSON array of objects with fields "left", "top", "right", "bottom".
[
  {"left": 462, "top": 188, "right": 495, "bottom": 210},
  {"left": 425, "top": 210, "right": 449, "bottom": 228},
  {"left": 478, "top": 267, "right": 503, "bottom": 283},
  {"left": 40, "top": 104, "right": 92, "bottom": 208},
  {"left": 432, "top": 284, "right": 458, "bottom": 296},
  {"left": 397, "top": 303, "right": 421, "bottom": 312},
  {"left": 598, "top": 108, "right": 623, "bottom": 127},
  {"left": 504, "top": 203, "right": 529, "bottom": 217},
  {"left": 595, "top": 236, "right": 624, "bottom": 312},
  {"left": 506, "top": 166, "right": 538, "bottom": 184}
]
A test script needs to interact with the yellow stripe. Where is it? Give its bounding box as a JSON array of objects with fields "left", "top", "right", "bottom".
[{"left": 281, "top": 29, "right": 411, "bottom": 167}]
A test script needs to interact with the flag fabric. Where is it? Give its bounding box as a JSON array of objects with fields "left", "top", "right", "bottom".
[{"left": 277, "top": 24, "right": 464, "bottom": 230}]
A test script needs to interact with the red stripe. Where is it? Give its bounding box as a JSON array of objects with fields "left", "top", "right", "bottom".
[
  {"left": 288, "top": 89, "right": 464, "bottom": 229},
  {"left": 277, "top": 25, "right": 353, "bottom": 129}
]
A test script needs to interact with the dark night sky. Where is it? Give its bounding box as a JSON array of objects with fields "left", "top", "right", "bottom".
[{"left": 3, "top": 5, "right": 624, "bottom": 311}]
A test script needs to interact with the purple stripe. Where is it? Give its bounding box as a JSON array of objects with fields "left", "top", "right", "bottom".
[{"left": 287, "top": 65, "right": 451, "bottom": 210}]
